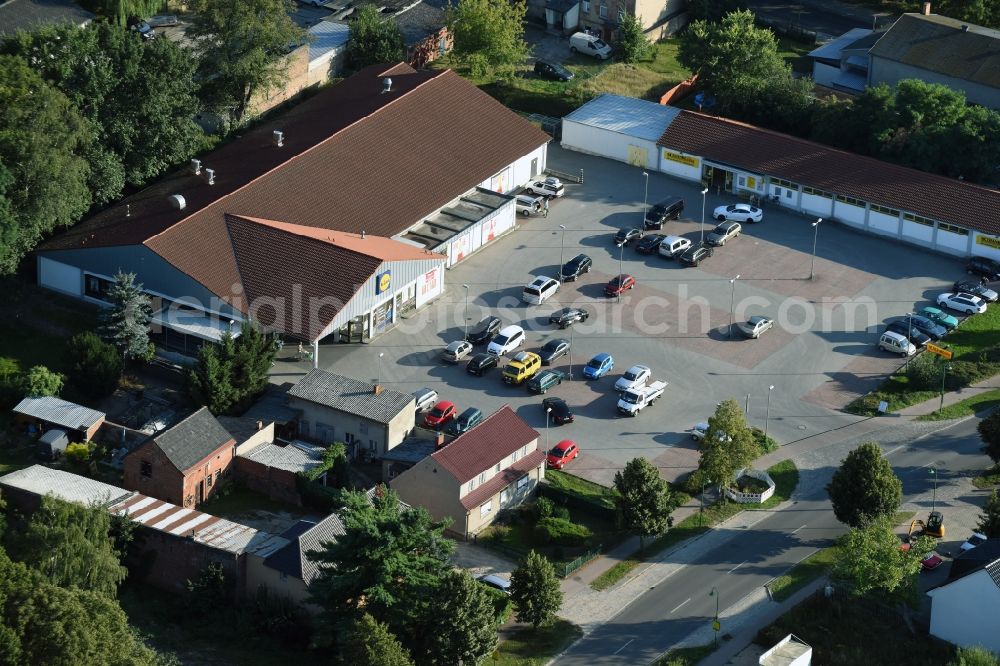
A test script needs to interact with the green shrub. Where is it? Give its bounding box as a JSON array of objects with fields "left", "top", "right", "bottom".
[
  {"left": 533, "top": 517, "right": 592, "bottom": 546},
  {"left": 751, "top": 427, "right": 779, "bottom": 454},
  {"left": 64, "top": 442, "right": 91, "bottom": 467},
  {"left": 553, "top": 505, "right": 570, "bottom": 520},
  {"left": 535, "top": 496, "right": 555, "bottom": 520},
  {"left": 681, "top": 467, "right": 709, "bottom": 497},
  {"left": 66, "top": 331, "right": 122, "bottom": 399},
  {"left": 480, "top": 583, "right": 513, "bottom": 623},
  {"left": 947, "top": 360, "right": 988, "bottom": 389}
]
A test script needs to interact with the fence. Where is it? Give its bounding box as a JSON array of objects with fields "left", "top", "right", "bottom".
[
  {"left": 545, "top": 167, "right": 584, "bottom": 184},
  {"left": 555, "top": 545, "right": 602, "bottom": 578}
]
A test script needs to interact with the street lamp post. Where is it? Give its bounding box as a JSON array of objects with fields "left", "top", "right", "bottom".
[
  {"left": 700, "top": 187, "right": 708, "bottom": 246},
  {"left": 728, "top": 274, "right": 741, "bottom": 337},
  {"left": 569, "top": 326, "right": 574, "bottom": 380},
  {"left": 810, "top": 218, "right": 823, "bottom": 280},
  {"left": 377, "top": 352, "right": 384, "bottom": 386},
  {"left": 709, "top": 587, "right": 720, "bottom": 646},
  {"left": 765, "top": 385, "right": 774, "bottom": 439},
  {"left": 929, "top": 468, "right": 938, "bottom": 513},
  {"left": 462, "top": 284, "right": 470, "bottom": 341},
  {"left": 699, "top": 476, "right": 712, "bottom": 527},
  {"left": 558, "top": 224, "right": 567, "bottom": 272},
  {"left": 939, "top": 363, "right": 951, "bottom": 412},
  {"left": 545, "top": 407, "right": 552, "bottom": 449},
  {"left": 618, "top": 241, "right": 625, "bottom": 303},
  {"left": 642, "top": 171, "right": 649, "bottom": 222}
]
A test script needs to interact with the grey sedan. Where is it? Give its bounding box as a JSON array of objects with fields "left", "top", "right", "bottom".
[
  {"left": 736, "top": 315, "right": 774, "bottom": 339},
  {"left": 539, "top": 338, "right": 570, "bottom": 365},
  {"left": 707, "top": 221, "right": 742, "bottom": 246}
]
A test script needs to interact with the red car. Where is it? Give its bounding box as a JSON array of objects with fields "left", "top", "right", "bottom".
[
  {"left": 546, "top": 440, "right": 579, "bottom": 469},
  {"left": 424, "top": 400, "right": 457, "bottom": 429},
  {"left": 921, "top": 552, "right": 944, "bottom": 571},
  {"left": 605, "top": 274, "right": 635, "bottom": 296}
]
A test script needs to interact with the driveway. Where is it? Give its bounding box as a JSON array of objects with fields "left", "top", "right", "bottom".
[{"left": 275, "top": 144, "right": 968, "bottom": 486}]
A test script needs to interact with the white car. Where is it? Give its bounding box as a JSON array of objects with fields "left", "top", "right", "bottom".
[
  {"left": 516, "top": 195, "right": 543, "bottom": 216},
  {"left": 487, "top": 325, "right": 525, "bottom": 356},
  {"left": 441, "top": 340, "right": 473, "bottom": 363},
  {"left": 614, "top": 365, "right": 651, "bottom": 393},
  {"left": 690, "top": 422, "right": 731, "bottom": 443},
  {"left": 936, "top": 292, "right": 988, "bottom": 315},
  {"left": 413, "top": 388, "right": 439, "bottom": 412},
  {"left": 961, "top": 532, "right": 988, "bottom": 552},
  {"left": 526, "top": 177, "right": 565, "bottom": 198},
  {"left": 714, "top": 203, "right": 763, "bottom": 223},
  {"left": 522, "top": 275, "right": 560, "bottom": 305},
  {"left": 736, "top": 316, "right": 774, "bottom": 339}
]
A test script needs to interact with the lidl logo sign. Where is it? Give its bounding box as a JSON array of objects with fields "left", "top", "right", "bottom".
[{"left": 376, "top": 271, "right": 392, "bottom": 295}]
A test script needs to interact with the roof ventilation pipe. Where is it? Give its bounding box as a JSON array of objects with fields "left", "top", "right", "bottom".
[
  {"left": 190, "top": 159, "right": 201, "bottom": 175},
  {"left": 272, "top": 130, "right": 284, "bottom": 147},
  {"left": 361, "top": 230, "right": 366, "bottom": 239},
  {"left": 168, "top": 194, "right": 187, "bottom": 210},
  {"left": 204, "top": 168, "right": 215, "bottom": 185},
  {"left": 382, "top": 77, "right": 392, "bottom": 94}
]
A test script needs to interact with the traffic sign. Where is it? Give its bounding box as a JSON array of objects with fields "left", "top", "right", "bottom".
[
  {"left": 712, "top": 619, "right": 721, "bottom": 632},
  {"left": 926, "top": 343, "right": 953, "bottom": 360}
]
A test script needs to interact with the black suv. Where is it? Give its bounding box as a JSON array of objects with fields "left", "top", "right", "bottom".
[
  {"left": 548, "top": 308, "right": 589, "bottom": 329},
  {"left": 534, "top": 60, "right": 574, "bottom": 82},
  {"left": 644, "top": 197, "right": 684, "bottom": 229},
  {"left": 466, "top": 352, "right": 499, "bottom": 376},
  {"left": 967, "top": 256, "right": 1000, "bottom": 281},
  {"left": 635, "top": 233, "right": 666, "bottom": 255},
  {"left": 680, "top": 245, "right": 713, "bottom": 266},
  {"left": 885, "top": 321, "right": 930, "bottom": 347},
  {"left": 467, "top": 316, "right": 502, "bottom": 345},
  {"left": 559, "top": 253, "right": 592, "bottom": 281}
]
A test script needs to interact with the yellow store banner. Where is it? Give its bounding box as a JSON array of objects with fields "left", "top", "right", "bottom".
[
  {"left": 976, "top": 235, "right": 1000, "bottom": 250},
  {"left": 662, "top": 150, "right": 699, "bottom": 168}
]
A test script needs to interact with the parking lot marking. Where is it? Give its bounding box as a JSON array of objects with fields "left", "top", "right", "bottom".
[
  {"left": 670, "top": 598, "right": 691, "bottom": 614},
  {"left": 792, "top": 524, "right": 807, "bottom": 534},
  {"left": 613, "top": 639, "right": 635, "bottom": 655},
  {"left": 728, "top": 561, "right": 747, "bottom": 574}
]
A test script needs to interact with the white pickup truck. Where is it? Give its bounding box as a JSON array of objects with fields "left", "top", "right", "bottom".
[{"left": 617, "top": 380, "right": 667, "bottom": 416}]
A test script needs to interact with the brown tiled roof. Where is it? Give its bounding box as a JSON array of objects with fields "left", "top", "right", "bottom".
[
  {"left": 39, "top": 62, "right": 549, "bottom": 306},
  {"left": 658, "top": 110, "right": 1000, "bottom": 234},
  {"left": 460, "top": 450, "right": 545, "bottom": 511},
  {"left": 432, "top": 405, "right": 539, "bottom": 483}
]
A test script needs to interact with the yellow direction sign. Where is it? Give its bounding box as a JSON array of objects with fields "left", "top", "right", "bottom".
[
  {"left": 926, "top": 343, "right": 953, "bottom": 360},
  {"left": 712, "top": 619, "right": 721, "bottom": 632}
]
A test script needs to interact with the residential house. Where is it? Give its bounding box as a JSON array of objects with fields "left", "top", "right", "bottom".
[
  {"left": 927, "top": 539, "right": 1000, "bottom": 652},
  {"left": 572, "top": 0, "right": 687, "bottom": 42},
  {"left": 123, "top": 406, "right": 237, "bottom": 507},
  {"left": 287, "top": 369, "right": 415, "bottom": 460},
  {"left": 381, "top": 431, "right": 440, "bottom": 481},
  {"left": 235, "top": 436, "right": 327, "bottom": 506},
  {"left": 0, "top": 0, "right": 93, "bottom": 40},
  {"left": 868, "top": 8, "right": 1000, "bottom": 110},
  {"left": 391, "top": 405, "right": 545, "bottom": 539},
  {"left": 13, "top": 395, "right": 105, "bottom": 442},
  {"left": 808, "top": 27, "right": 880, "bottom": 93}
]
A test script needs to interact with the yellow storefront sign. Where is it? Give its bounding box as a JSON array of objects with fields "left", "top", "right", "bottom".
[
  {"left": 976, "top": 235, "right": 1000, "bottom": 250},
  {"left": 662, "top": 149, "right": 700, "bottom": 169}
]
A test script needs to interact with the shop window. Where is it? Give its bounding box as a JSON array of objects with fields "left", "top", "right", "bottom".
[
  {"left": 802, "top": 186, "right": 833, "bottom": 199},
  {"left": 771, "top": 178, "right": 796, "bottom": 189},
  {"left": 84, "top": 274, "right": 113, "bottom": 302},
  {"left": 870, "top": 204, "right": 900, "bottom": 217},
  {"left": 939, "top": 223, "right": 969, "bottom": 236},
  {"left": 140, "top": 461, "right": 153, "bottom": 478},
  {"left": 904, "top": 213, "right": 935, "bottom": 227},
  {"left": 835, "top": 195, "right": 864, "bottom": 207}
]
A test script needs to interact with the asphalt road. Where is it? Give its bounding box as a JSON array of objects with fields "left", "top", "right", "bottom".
[
  {"left": 743, "top": 0, "right": 876, "bottom": 37},
  {"left": 553, "top": 416, "right": 990, "bottom": 665}
]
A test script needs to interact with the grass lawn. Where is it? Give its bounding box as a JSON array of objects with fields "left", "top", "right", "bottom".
[
  {"left": 200, "top": 483, "right": 310, "bottom": 521},
  {"left": 654, "top": 644, "right": 716, "bottom": 666},
  {"left": 0, "top": 438, "right": 34, "bottom": 475},
  {"left": 777, "top": 37, "right": 817, "bottom": 74},
  {"left": 545, "top": 469, "right": 616, "bottom": 510},
  {"left": 973, "top": 464, "right": 1000, "bottom": 489},
  {"left": 591, "top": 461, "right": 798, "bottom": 591},
  {"left": 496, "top": 620, "right": 583, "bottom": 665},
  {"left": 917, "top": 388, "right": 1000, "bottom": 421}
]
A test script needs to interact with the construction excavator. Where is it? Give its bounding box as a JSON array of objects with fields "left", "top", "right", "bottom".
[{"left": 908, "top": 511, "right": 946, "bottom": 540}]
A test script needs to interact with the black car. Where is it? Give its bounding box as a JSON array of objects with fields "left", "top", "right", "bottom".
[
  {"left": 679, "top": 245, "right": 714, "bottom": 266},
  {"left": 560, "top": 253, "right": 592, "bottom": 281},
  {"left": 466, "top": 352, "right": 499, "bottom": 376},
  {"left": 635, "top": 234, "right": 666, "bottom": 255},
  {"left": 885, "top": 321, "right": 931, "bottom": 347},
  {"left": 542, "top": 396, "right": 573, "bottom": 424},
  {"left": 967, "top": 256, "right": 1000, "bottom": 281},
  {"left": 644, "top": 196, "right": 684, "bottom": 229},
  {"left": 467, "top": 316, "right": 502, "bottom": 345},
  {"left": 900, "top": 314, "right": 947, "bottom": 341},
  {"left": 534, "top": 60, "right": 574, "bottom": 81},
  {"left": 954, "top": 279, "right": 999, "bottom": 302},
  {"left": 614, "top": 227, "right": 643, "bottom": 247},
  {"left": 539, "top": 338, "right": 570, "bottom": 365},
  {"left": 548, "top": 308, "right": 588, "bottom": 329}
]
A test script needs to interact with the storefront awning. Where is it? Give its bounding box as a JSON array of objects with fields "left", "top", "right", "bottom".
[{"left": 152, "top": 309, "right": 242, "bottom": 343}]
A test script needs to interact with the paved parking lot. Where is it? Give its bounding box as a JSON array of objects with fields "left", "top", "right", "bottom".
[{"left": 276, "top": 145, "right": 969, "bottom": 486}]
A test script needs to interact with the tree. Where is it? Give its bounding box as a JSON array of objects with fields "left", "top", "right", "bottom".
[
  {"left": 187, "top": 337, "right": 237, "bottom": 414},
  {"left": 228, "top": 324, "right": 278, "bottom": 402},
  {"left": 187, "top": 323, "right": 278, "bottom": 415},
  {"left": 344, "top": 613, "right": 415, "bottom": 666},
  {"left": 446, "top": 0, "right": 530, "bottom": 80},
  {"left": 509, "top": 550, "right": 562, "bottom": 630},
  {"left": 64, "top": 442, "right": 92, "bottom": 468},
  {"left": 348, "top": 4, "right": 405, "bottom": 71},
  {"left": 697, "top": 399, "right": 759, "bottom": 495},
  {"left": 0, "top": 55, "right": 91, "bottom": 274},
  {"left": 832, "top": 517, "right": 930, "bottom": 598},
  {"left": 65, "top": 331, "right": 123, "bottom": 399},
  {"left": 826, "top": 441, "right": 902, "bottom": 528},
  {"left": 936, "top": 0, "right": 1000, "bottom": 30},
  {"left": 977, "top": 489, "right": 1000, "bottom": 538},
  {"left": 686, "top": 0, "right": 742, "bottom": 22},
  {"left": 88, "top": 0, "right": 162, "bottom": 26},
  {"left": 21, "top": 365, "right": 63, "bottom": 398},
  {"left": 186, "top": 0, "right": 308, "bottom": 127},
  {"left": 413, "top": 570, "right": 498, "bottom": 666},
  {"left": 4, "top": 496, "right": 127, "bottom": 598},
  {"left": 950, "top": 645, "right": 1000, "bottom": 666},
  {"left": 615, "top": 14, "right": 652, "bottom": 64},
  {"left": 978, "top": 408, "right": 1000, "bottom": 465},
  {"left": 3, "top": 22, "right": 203, "bottom": 202},
  {"left": 613, "top": 457, "right": 674, "bottom": 550},
  {"left": 307, "top": 487, "right": 454, "bottom": 646},
  {"left": 100, "top": 271, "right": 153, "bottom": 362}
]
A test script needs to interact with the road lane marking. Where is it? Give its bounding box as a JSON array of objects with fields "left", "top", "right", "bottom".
[
  {"left": 670, "top": 598, "right": 691, "bottom": 614},
  {"left": 792, "top": 524, "right": 807, "bottom": 534},
  {"left": 613, "top": 639, "right": 634, "bottom": 655},
  {"left": 728, "top": 560, "right": 747, "bottom": 574}
]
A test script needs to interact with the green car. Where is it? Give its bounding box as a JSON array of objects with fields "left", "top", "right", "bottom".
[
  {"left": 919, "top": 306, "right": 959, "bottom": 331},
  {"left": 527, "top": 369, "right": 566, "bottom": 394}
]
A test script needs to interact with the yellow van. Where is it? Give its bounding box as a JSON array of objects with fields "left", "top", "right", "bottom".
[{"left": 502, "top": 352, "right": 542, "bottom": 385}]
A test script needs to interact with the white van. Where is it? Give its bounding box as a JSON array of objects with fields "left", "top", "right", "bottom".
[
  {"left": 488, "top": 325, "right": 526, "bottom": 356},
  {"left": 658, "top": 235, "right": 692, "bottom": 259},
  {"left": 569, "top": 32, "right": 612, "bottom": 60},
  {"left": 522, "top": 275, "right": 560, "bottom": 305},
  {"left": 516, "top": 195, "right": 543, "bottom": 216},
  {"left": 879, "top": 331, "right": 916, "bottom": 356}
]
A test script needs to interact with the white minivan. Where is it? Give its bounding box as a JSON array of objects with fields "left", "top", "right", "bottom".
[
  {"left": 879, "top": 331, "right": 916, "bottom": 356},
  {"left": 488, "top": 325, "right": 526, "bottom": 356},
  {"left": 569, "top": 32, "right": 612, "bottom": 60},
  {"left": 658, "top": 235, "right": 692, "bottom": 259},
  {"left": 516, "top": 195, "right": 543, "bottom": 216},
  {"left": 522, "top": 276, "right": 560, "bottom": 305}
]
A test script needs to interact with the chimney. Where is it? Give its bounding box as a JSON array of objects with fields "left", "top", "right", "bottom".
[
  {"left": 373, "top": 384, "right": 383, "bottom": 395},
  {"left": 204, "top": 168, "right": 215, "bottom": 185},
  {"left": 256, "top": 420, "right": 263, "bottom": 431},
  {"left": 272, "top": 130, "right": 284, "bottom": 147},
  {"left": 382, "top": 77, "right": 392, "bottom": 94},
  {"left": 435, "top": 432, "right": 445, "bottom": 449},
  {"left": 921, "top": 1, "right": 931, "bottom": 14},
  {"left": 190, "top": 158, "right": 202, "bottom": 175}
]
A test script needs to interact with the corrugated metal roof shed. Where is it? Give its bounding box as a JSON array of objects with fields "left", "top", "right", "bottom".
[
  {"left": 288, "top": 369, "right": 414, "bottom": 424},
  {"left": 308, "top": 20, "right": 350, "bottom": 67},
  {"left": 563, "top": 94, "right": 681, "bottom": 142},
  {"left": 0, "top": 465, "right": 133, "bottom": 507},
  {"left": 239, "top": 440, "right": 325, "bottom": 474},
  {"left": 14, "top": 396, "right": 105, "bottom": 431}
]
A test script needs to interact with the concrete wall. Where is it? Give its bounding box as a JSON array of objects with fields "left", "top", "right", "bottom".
[
  {"left": 658, "top": 148, "right": 702, "bottom": 181},
  {"left": 870, "top": 56, "right": 1000, "bottom": 111},
  {"left": 131, "top": 527, "right": 245, "bottom": 597},
  {"left": 235, "top": 456, "right": 302, "bottom": 506},
  {"left": 246, "top": 553, "right": 315, "bottom": 611},
  {"left": 289, "top": 396, "right": 415, "bottom": 458},
  {"left": 234, "top": 422, "right": 277, "bottom": 455},
  {"left": 561, "top": 122, "right": 659, "bottom": 170},
  {"left": 391, "top": 455, "right": 465, "bottom": 535},
  {"left": 930, "top": 570, "right": 1000, "bottom": 652},
  {"left": 123, "top": 438, "right": 237, "bottom": 507}
]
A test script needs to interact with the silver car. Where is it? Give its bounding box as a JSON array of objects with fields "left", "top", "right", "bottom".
[
  {"left": 441, "top": 340, "right": 473, "bottom": 363},
  {"left": 706, "top": 221, "right": 741, "bottom": 246},
  {"left": 736, "top": 315, "right": 774, "bottom": 339}
]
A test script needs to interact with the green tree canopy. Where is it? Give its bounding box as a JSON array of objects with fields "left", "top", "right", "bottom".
[
  {"left": 344, "top": 613, "right": 415, "bottom": 666},
  {"left": 979, "top": 409, "right": 1000, "bottom": 465},
  {"left": 613, "top": 457, "right": 674, "bottom": 550},
  {"left": 66, "top": 331, "right": 123, "bottom": 399},
  {"left": 936, "top": 0, "right": 1000, "bottom": 30},
  {"left": 3, "top": 22, "right": 203, "bottom": 203},
  {"left": 412, "top": 570, "right": 498, "bottom": 665},
  {"left": 100, "top": 271, "right": 153, "bottom": 362},
  {"left": 187, "top": 323, "right": 278, "bottom": 415},
  {"left": 826, "top": 441, "right": 902, "bottom": 528},
  {"left": 949, "top": 645, "right": 1000, "bottom": 666},
  {"left": 615, "top": 14, "right": 652, "bottom": 64},
  {"left": 977, "top": 488, "right": 1000, "bottom": 538},
  {"left": 832, "top": 516, "right": 930, "bottom": 598},
  {"left": 306, "top": 487, "right": 454, "bottom": 646},
  {"left": 348, "top": 4, "right": 405, "bottom": 71},
  {"left": 21, "top": 365, "right": 64, "bottom": 398},
  {"left": 445, "top": 0, "right": 530, "bottom": 80},
  {"left": 698, "top": 398, "right": 759, "bottom": 494},
  {"left": 0, "top": 54, "right": 92, "bottom": 274},
  {"left": 186, "top": 0, "right": 308, "bottom": 127},
  {"left": 509, "top": 550, "right": 562, "bottom": 629}
]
